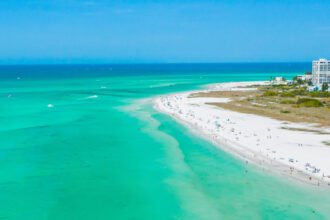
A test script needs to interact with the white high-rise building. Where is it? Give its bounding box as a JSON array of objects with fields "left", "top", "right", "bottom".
[{"left": 312, "top": 58, "right": 330, "bottom": 86}]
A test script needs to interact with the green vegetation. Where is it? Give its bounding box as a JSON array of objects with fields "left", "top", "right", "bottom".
[
  {"left": 292, "top": 76, "right": 304, "bottom": 84},
  {"left": 322, "top": 83, "right": 329, "bottom": 92},
  {"left": 281, "top": 127, "right": 330, "bottom": 134},
  {"left": 308, "top": 91, "right": 330, "bottom": 98},
  {"left": 195, "top": 82, "right": 330, "bottom": 126},
  {"left": 280, "top": 91, "right": 295, "bottom": 97},
  {"left": 293, "top": 88, "right": 308, "bottom": 96},
  {"left": 263, "top": 86, "right": 316, "bottom": 98},
  {"left": 280, "top": 100, "right": 295, "bottom": 104},
  {"left": 296, "top": 98, "right": 324, "bottom": 107},
  {"left": 262, "top": 90, "right": 278, "bottom": 97},
  {"left": 195, "top": 75, "right": 330, "bottom": 126},
  {"left": 259, "top": 77, "right": 330, "bottom": 109},
  {"left": 263, "top": 78, "right": 330, "bottom": 99},
  {"left": 280, "top": 110, "right": 290, "bottom": 113}
]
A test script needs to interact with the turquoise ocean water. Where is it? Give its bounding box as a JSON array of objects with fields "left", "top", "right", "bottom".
[{"left": 0, "top": 64, "right": 329, "bottom": 219}]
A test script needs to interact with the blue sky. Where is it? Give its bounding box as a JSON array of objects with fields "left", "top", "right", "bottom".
[{"left": 0, "top": 0, "right": 329, "bottom": 64}]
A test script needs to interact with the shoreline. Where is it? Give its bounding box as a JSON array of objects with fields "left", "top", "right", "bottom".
[{"left": 153, "top": 81, "right": 330, "bottom": 188}]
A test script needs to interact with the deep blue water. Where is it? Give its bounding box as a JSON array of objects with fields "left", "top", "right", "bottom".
[{"left": 0, "top": 63, "right": 310, "bottom": 79}]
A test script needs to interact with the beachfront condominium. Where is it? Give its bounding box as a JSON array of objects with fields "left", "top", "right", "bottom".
[{"left": 312, "top": 58, "right": 330, "bottom": 86}]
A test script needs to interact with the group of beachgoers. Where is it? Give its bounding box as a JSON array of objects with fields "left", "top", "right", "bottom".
[{"left": 155, "top": 82, "right": 330, "bottom": 187}]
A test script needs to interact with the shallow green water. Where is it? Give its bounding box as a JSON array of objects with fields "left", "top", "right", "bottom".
[{"left": 0, "top": 65, "right": 329, "bottom": 219}]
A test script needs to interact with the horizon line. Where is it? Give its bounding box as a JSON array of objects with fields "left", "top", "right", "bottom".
[{"left": 0, "top": 61, "right": 313, "bottom": 66}]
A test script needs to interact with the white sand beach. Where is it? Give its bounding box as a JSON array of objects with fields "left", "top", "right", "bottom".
[{"left": 154, "top": 81, "right": 330, "bottom": 187}]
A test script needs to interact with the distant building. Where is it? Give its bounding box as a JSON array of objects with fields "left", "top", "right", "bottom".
[
  {"left": 271, "top": 76, "right": 287, "bottom": 85},
  {"left": 274, "top": 77, "right": 284, "bottom": 81},
  {"left": 296, "top": 73, "right": 312, "bottom": 81},
  {"left": 312, "top": 58, "right": 330, "bottom": 86},
  {"left": 296, "top": 75, "right": 305, "bottom": 81},
  {"left": 305, "top": 73, "right": 313, "bottom": 81}
]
